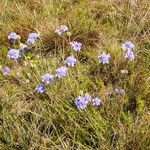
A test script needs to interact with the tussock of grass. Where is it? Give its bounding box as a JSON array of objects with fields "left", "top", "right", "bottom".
[{"left": 0, "top": 0, "right": 150, "bottom": 149}]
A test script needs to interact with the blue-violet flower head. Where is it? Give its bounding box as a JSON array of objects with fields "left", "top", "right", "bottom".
[
  {"left": 55, "top": 66, "right": 68, "bottom": 78},
  {"left": 124, "top": 49, "right": 135, "bottom": 61},
  {"left": 41, "top": 73, "right": 54, "bottom": 84},
  {"left": 27, "top": 32, "right": 40, "bottom": 44},
  {"left": 74, "top": 96, "right": 88, "bottom": 109},
  {"left": 35, "top": 84, "right": 45, "bottom": 93},
  {"left": 70, "top": 41, "right": 82, "bottom": 51},
  {"left": 7, "top": 49, "right": 21, "bottom": 60},
  {"left": 122, "top": 41, "right": 135, "bottom": 50},
  {"left": 98, "top": 52, "right": 110, "bottom": 64},
  {"left": 92, "top": 97, "right": 101, "bottom": 106},
  {"left": 65, "top": 55, "right": 77, "bottom": 67},
  {"left": 2, "top": 66, "right": 10, "bottom": 75},
  {"left": 8, "top": 32, "right": 20, "bottom": 40}
]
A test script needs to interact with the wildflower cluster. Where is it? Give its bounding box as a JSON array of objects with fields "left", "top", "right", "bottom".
[
  {"left": 122, "top": 41, "right": 135, "bottom": 61},
  {"left": 74, "top": 94, "right": 101, "bottom": 109},
  {"left": 35, "top": 66, "right": 68, "bottom": 93},
  {"left": 35, "top": 25, "right": 80, "bottom": 93},
  {"left": 1, "top": 31, "right": 40, "bottom": 75},
  {"left": 97, "top": 41, "right": 135, "bottom": 65},
  {"left": 35, "top": 67, "right": 68, "bottom": 93},
  {"left": 2, "top": 26, "right": 136, "bottom": 111},
  {"left": 6, "top": 32, "right": 39, "bottom": 61}
]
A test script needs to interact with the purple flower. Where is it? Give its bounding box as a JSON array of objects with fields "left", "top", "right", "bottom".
[
  {"left": 55, "top": 66, "right": 67, "bottom": 78},
  {"left": 55, "top": 25, "right": 68, "bottom": 35},
  {"left": 8, "top": 32, "right": 20, "bottom": 40},
  {"left": 122, "top": 41, "right": 135, "bottom": 50},
  {"left": 98, "top": 52, "right": 110, "bottom": 64},
  {"left": 124, "top": 49, "right": 135, "bottom": 61},
  {"left": 28, "top": 32, "right": 39, "bottom": 39},
  {"left": 27, "top": 38, "right": 36, "bottom": 44},
  {"left": 70, "top": 41, "right": 82, "bottom": 51},
  {"left": 35, "top": 84, "right": 45, "bottom": 93},
  {"left": 74, "top": 96, "right": 88, "bottom": 109},
  {"left": 74, "top": 94, "right": 91, "bottom": 109},
  {"left": 65, "top": 55, "right": 77, "bottom": 67},
  {"left": 27, "top": 32, "right": 40, "bottom": 44},
  {"left": 122, "top": 42, "right": 135, "bottom": 61},
  {"left": 84, "top": 94, "right": 92, "bottom": 104},
  {"left": 92, "top": 97, "right": 101, "bottom": 106},
  {"left": 7, "top": 49, "right": 21, "bottom": 60},
  {"left": 2, "top": 66, "right": 10, "bottom": 75},
  {"left": 19, "top": 43, "right": 29, "bottom": 52},
  {"left": 41, "top": 73, "right": 54, "bottom": 84}
]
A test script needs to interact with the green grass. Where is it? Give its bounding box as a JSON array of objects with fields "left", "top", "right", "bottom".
[{"left": 0, "top": 0, "right": 150, "bottom": 149}]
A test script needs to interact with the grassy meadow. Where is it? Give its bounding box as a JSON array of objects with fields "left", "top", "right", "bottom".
[{"left": 0, "top": 0, "right": 150, "bottom": 149}]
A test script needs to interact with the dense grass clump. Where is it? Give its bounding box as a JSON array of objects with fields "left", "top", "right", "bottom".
[{"left": 0, "top": 0, "right": 150, "bottom": 149}]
